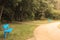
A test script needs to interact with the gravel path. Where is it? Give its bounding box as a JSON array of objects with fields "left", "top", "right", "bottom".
[{"left": 27, "top": 22, "right": 60, "bottom": 40}]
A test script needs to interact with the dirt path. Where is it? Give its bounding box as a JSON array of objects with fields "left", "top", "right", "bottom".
[{"left": 27, "top": 22, "right": 60, "bottom": 40}]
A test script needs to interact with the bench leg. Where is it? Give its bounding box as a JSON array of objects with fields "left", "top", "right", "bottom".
[{"left": 4, "top": 32, "right": 6, "bottom": 40}]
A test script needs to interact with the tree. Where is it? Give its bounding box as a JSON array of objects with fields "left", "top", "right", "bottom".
[
  {"left": 0, "top": 0, "right": 57, "bottom": 22},
  {"left": 0, "top": 0, "right": 21, "bottom": 21},
  {"left": 33, "top": 0, "right": 56, "bottom": 19}
]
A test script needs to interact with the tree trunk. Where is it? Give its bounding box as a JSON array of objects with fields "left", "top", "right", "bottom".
[{"left": 0, "top": 6, "right": 4, "bottom": 21}]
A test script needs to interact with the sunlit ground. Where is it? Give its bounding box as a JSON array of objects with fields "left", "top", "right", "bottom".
[{"left": 0, "top": 20, "right": 59, "bottom": 40}]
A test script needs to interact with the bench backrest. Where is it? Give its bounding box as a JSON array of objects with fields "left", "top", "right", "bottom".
[{"left": 2, "top": 24, "right": 9, "bottom": 30}]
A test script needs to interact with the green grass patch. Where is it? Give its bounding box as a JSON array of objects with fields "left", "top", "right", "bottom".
[{"left": 0, "top": 20, "right": 54, "bottom": 40}]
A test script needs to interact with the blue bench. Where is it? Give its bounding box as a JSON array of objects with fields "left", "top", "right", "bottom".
[
  {"left": 48, "top": 18, "right": 51, "bottom": 22},
  {"left": 2, "top": 24, "right": 13, "bottom": 40}
]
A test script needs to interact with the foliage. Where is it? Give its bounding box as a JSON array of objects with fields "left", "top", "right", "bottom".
[{"left": 0, "top": 0, "right": 59, "bottom": 22}]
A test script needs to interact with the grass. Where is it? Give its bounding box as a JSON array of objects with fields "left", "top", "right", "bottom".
[{"left": 0, "top": 20, "right": 54, "bottom": 40}]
